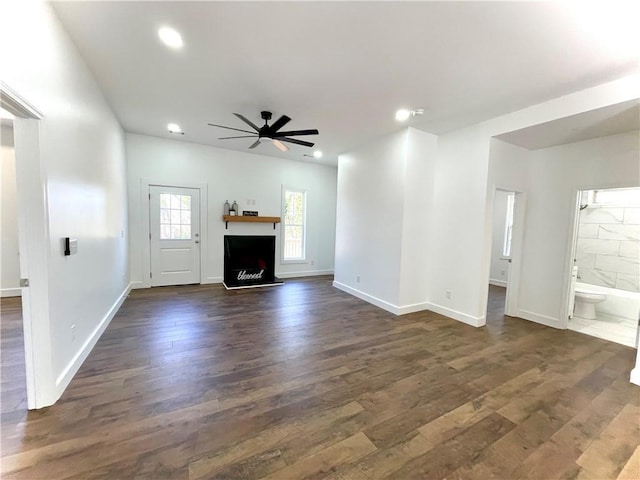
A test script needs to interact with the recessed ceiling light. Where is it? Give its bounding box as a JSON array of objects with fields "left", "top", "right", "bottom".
[
  {"left": 158, "top": 27, "right": 183, "bottom": 49},
  {"left": 313, "top": 150, "right": 323, "bottom": 158},
  {"left": 395, "top": 109, "right": 411, "bottom": 122},
  {"left": 167, "top": 123, "right": 182, "bottom": 134}
]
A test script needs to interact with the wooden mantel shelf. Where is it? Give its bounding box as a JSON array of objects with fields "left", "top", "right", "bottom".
[{"left": 222, "top": 215, "right": 281, "bottom": 229}]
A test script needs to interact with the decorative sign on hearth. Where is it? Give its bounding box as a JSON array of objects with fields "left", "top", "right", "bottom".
[
  {"left": 242, "top": 211, "right": 259, "bottom": 216},
  {"left": 223, "top": 235, "right": 284, "bottom": 289}
]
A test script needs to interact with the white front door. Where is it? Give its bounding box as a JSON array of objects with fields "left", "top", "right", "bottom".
[{"left": 149, "top": 185, "right": 201, "bottom": 286}]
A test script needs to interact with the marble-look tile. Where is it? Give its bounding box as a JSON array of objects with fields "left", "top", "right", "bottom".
[
  {"left": 596, "top": 254, "right": 640, "bottom": 275},
  {"left": 619, "top": 240, "right": 639, "bottom": 259},
  {"left": 577, "top": 224, "right": 599, "bottom": 238},
  {"left": 578, "top": 269, "right": 616, "bottom": 288},
  {"left": 580, "top": 207, "right": 623, "bottom": 224},
  {"left": 616, "top": 274, "right": 640, "bottom": 293},
  {"left": 569, "top": 314, "right": 637, "bottom": 348},
  {"left": 576, "top": 238, "right": 620, "bottom": 255},
  {"left": 598, "top": 224, "right": 640, "bottom": 241},
  {"left": 623, "top": 207, "right": 640, "bottom": 225},
  {"left": 576, "top": 252, "right": 596, "bottom": 270}
]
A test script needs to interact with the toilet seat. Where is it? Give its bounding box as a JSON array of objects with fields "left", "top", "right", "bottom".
[{"left": 575, "top": 290, "right": 606, "bottom": 301}]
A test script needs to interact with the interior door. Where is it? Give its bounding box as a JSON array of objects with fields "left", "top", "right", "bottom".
[{"left": 149, "top": 185, "right": 201, "bottom": 286}]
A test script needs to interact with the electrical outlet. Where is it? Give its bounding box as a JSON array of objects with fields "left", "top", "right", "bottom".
[
  {"left": 356, "top": 275, "right": 361, "bottom": 283},
  {"left": 310, "top": 260, "right": 315, "bottom": 265},
  {"left": 500, "top": 270, "right": 505, "bottom": 276},
  {"left": 71, "top": 324, "right": 76, "bottom": 342},
  {"left": 445, "top": 290, "right": 452, "bottom": 299}
]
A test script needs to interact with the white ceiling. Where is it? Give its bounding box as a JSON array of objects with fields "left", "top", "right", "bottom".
[
  {"left": 51, "top": 1, "right": 640, "bottom": 166},
  {"left": 495, "top": 99, "right": 639, "bottom": 150}
]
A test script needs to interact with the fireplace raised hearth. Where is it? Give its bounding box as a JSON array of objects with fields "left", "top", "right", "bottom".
[{"left": 223, "top": 235, "right": 283, "bottom": 289}]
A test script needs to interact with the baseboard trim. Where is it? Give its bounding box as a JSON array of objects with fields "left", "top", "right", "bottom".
[
  {"left": 426, "top": 302, "right": 485, "bottom": 327},
  {"left": 332, "top": 281, "right": 401, "bottom": 315},
  {"left": 0, "top": 288, "right": 22, "bottom": 297},
  {"left": 55, "top": 282, "right": 132, "bottom": 394},
  {"left": 517, "top": 309, "right": 563, "bottom": 329},
  {"left": 332, "top": 281, "right": 430, "bottom": 316},
  {"left": 276, "top": 270, "right": 334, "bottom": 279},
  {"left": 130, "top": 281, "right": 146, "bottom": 290},
  {"left": 489, "top": 279, "right": 507, "bottom": 288},
  {"left": 630, "top": 367, "right": 640, "bottom": 387},
  {"left": 203, "top": 276, "right": 223, "bottom": 284}
]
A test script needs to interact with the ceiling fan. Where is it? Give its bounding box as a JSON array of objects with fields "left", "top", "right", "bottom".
[{"left": 208, "top": 111, "right": 319, "bottom": 152}]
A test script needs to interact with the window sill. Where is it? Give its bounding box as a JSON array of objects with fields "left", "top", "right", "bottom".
[{"left": 281, "top": 259, "right": 307, "bottom": 265}]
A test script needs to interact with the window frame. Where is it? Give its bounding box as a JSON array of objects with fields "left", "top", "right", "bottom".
[{"left": 281, "top": 186, "right": 307, "bottom": 264}]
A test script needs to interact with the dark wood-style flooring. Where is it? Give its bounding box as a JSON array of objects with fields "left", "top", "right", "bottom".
[{"left": 1, "top": 278, "right": 639, "bottom": 479}]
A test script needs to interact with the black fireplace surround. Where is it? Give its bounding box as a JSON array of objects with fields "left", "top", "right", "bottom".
[{"left": 223, "top": 235, "right": 282, "bottom": 289}]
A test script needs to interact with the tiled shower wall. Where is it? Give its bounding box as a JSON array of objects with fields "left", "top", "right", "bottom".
[{"left": 576, "top": 206, "right": 640, "bottom": 292}]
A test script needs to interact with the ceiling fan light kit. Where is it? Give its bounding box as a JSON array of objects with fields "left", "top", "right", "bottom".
[{"left": 209, "top": 111, "right": 319, "bottom": 153}]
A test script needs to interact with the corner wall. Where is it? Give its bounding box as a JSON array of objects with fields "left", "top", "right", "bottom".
[{"left": 1, "top": 0, "right": 129, "bottom": 407}]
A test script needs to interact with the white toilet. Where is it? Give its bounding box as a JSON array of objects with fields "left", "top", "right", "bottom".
[{"left": 574, "top": 289, "right": 607, "bottom": 319}]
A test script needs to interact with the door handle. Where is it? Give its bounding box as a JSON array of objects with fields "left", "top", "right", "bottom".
[{"left": 195, "top": 240, "right": 200, "bottom": 244}]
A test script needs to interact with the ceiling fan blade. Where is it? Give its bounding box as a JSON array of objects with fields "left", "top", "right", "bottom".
[
  {"left": 208, "top": 123, "right": 256, "bottom": 135},
  {"left": 271, "top": 129, "right": 319, "bottom": 137},
  {"left": 233, "top": 113, "right": 260, "bottom": 132},
  {"left": 218, "top": 135, "right": 258, "bottom": 139},
  {"left": 272, "top": 139, "right": 289, "bottom": 152},
  {"left": 248, "top": 139, "right": 261, "bottom": 149},
  {"left": 278, "top": 137, "right": 315, "bottom": 148},
  {"left": 268, "top": 115, "right": 291, "bottom": 134}
]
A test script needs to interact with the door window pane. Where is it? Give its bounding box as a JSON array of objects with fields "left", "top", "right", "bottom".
[{"left": 159, "top": 193, "right": 193, "bottom": 240}]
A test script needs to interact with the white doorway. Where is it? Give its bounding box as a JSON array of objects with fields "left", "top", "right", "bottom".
[
  {"left": 149, "top": 185, "right": 201, "bottom": 286},
  {"left": 486, "top": 188, "right": 526, "bottom": 321}
]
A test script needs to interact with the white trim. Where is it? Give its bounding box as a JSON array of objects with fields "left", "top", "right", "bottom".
[
  {"left": 332, "top": 281, "right": 430, "bottom": 316},
  {"left": 0, "top": 81, "right": 43, "bottom": 119},
  {"left": 489, "top": 279, "right": 507, "bottom": 288},
  {"left": 55, "top": 283, "right": 131, "bottom": 393},
  {"left": 223, "top": 281, "right": 283, "bottom": 290},
  {"left": 426, "top": 302, "right": 485, "bottom": 327},
  {"left": 140, "top": 179, "right": 208, "bottom": 288},
  {"left": 203, "top": 276, "right": 224, "bottom": 284},
  {"left": 276, "top": 269, "right": 333, "bottom": 279},
  {"left": 130, "top": 281, "right": 146, "bottom": 290},
  {"left": 397, "top": 302, "right": 431, "bottom": 316},
  {"left": 517, "top": 309, "right": 563, "bottom": 329},
  {"left": 333, "top": 281, "right": 401, "bottom": 315},
  {"left": 0, "top": 288, "right": 22, "bottom": 297},
  {"left": 630, "top": 367, "right": 640, "bottom": 387}
]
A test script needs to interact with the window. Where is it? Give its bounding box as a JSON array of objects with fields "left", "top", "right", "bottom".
[
  {"left": 159, "top": 193, "right": 192, "bottom": 239},
  {"left": 282, "top": 188, "right": 306, "bottom": 261},
  {"left": 502, "top": 193, "right": 515, "bottom": 257}
]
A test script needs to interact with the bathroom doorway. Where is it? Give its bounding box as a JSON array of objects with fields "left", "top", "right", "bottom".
[
  {"left": 486, "top": 188, "right": 525, "bottom": 327},
  {"left": 567, "top": 187, "right": 640, "bottom": 347}
]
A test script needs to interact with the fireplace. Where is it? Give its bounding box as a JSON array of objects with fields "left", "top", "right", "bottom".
[{"left": 223, "top": 235, "right": 283, "bottom": 289}]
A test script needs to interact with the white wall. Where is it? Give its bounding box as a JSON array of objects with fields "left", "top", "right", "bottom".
[
  {"left": 489, "top": 190, "right": 510, "bottom": 287},
  {"left": 519, "top": 131, "right": 640, "bottom": 327},
  {"left": 126, "top": 133, "right": 337, "bottom": 286},
  {"left": 334, "top": 127, "right": 438, "bottom": 313},
  {"left": 1, "top": 0, "right": 129, "bottom": 407},
  {"left": 430, "top": 76, "right": 639, "bottom": 327},
  {"left": 398, "top": 128, "right": 438, "bottom": 308},
  {"left": 334, "top": 130, "right": 407, "bottom": 309},
  {"left": 1, "top": 124, "right": 21, "bottom": 297}
]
